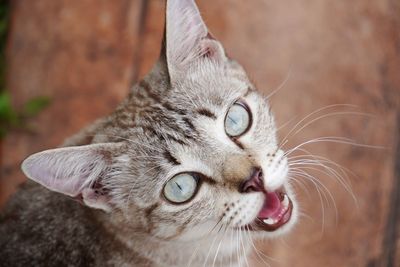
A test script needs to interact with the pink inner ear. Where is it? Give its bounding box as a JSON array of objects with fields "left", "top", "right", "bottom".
[
  {"left": 23, "top": 155, "right": 88, "bottom": 196},
  {"left": 21, "top": 146, "right": 107, "bottom": 197},
  {"left": 166, "top": 0, "right": 207, "bottom": 65},
  {"left": 165, "top": 0, "right": 226, "bottom": 81},
  {"left": 21, "top": 143, "right": 119, "bottom": 212},
  {"left": 200, "top": 39, "right": 224, "bottom": 61},
  {"left": 81, "top": 187, "right": 112, "bottom": 212}
]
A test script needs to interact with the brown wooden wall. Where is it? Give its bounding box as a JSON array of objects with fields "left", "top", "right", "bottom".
[{"left": 1, "top": 0, "right": 399, "bottom": 266}]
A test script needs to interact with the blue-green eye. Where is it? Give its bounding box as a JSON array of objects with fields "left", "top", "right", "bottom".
[
  {"left": 163, "top": 173, "right": 199, "bottom": 204},
  {"left": 225, "top": 102, "right": 251, "bottom": 137}
]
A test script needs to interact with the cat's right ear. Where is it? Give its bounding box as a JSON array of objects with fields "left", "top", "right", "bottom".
[
  {"left": 162, "top": 0, "right": 227, "bottom": 84},
  {"left": 21, "top": 143, "right": 123, "bottom": 212}
]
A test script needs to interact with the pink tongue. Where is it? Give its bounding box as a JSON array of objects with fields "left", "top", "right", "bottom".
[{"left": 257, "top": 192, "right": 282, "bottom": 219}]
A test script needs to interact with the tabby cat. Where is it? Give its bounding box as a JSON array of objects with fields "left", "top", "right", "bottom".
[{"left": 0, "top": 0, "right": 298, "bottom": 266}]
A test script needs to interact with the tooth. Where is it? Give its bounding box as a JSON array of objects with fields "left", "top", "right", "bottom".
[
  {"left": 282, "top": 194, "right": 289, "bottom": 208},
  {"left": 263, "top": 218, "right": 276, "bottom": 225}
]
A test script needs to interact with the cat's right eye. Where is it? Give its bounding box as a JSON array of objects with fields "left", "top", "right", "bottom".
[
  {"left": 224, "top": 101, "right": 252, "bottom": 137},
  {"left": 163, "top": 173, "right": 199, "bottom": 204}
]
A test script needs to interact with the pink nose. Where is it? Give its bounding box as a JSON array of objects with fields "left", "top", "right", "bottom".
[{"left": 239, "top": 167, "right": 264, "bottom": 193}]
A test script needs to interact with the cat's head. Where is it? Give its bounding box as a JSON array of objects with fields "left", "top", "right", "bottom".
[{"left": 22, "top": 0, "right": 298, "bottom": 242}]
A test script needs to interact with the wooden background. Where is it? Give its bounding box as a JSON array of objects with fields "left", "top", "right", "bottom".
[{"left": 1, "top": 0, "right": 399, "bottom": 266}]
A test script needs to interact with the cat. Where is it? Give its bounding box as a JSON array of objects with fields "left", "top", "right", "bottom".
[{"left": 0, "top": 0, "right": 298, "bottom": 266}]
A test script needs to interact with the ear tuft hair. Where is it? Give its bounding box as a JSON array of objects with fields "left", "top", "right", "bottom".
[
  {"left": 165, "top": 0, "right": 226, "bottom": 83},
  {"left": 21, "top": 143, "right": 122, "bottom": 211}
]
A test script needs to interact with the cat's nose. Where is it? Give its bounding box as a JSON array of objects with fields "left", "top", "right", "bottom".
[{"left": 239, "top": 167, "right": 264, "bottom": 193}]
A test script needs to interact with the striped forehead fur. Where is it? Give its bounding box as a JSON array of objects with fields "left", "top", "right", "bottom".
[{"left": 19, "top": 1, "right": 298, "bottom": 266}]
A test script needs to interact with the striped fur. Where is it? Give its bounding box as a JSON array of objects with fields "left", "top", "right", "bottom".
[{"left": 1, "top": 1, "right": 298, "bottom": 266}]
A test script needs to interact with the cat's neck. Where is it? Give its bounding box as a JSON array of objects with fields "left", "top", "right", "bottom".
[
  {"left": 98, "top": 212, "right": 250, "bottom": 267},
  {"left": 118, "top": 231, "right": 249, "bottom": 267}
]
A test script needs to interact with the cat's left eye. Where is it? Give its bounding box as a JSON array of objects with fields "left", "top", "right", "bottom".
[
  {"left": 163, "top": 173, "right": 199, "bottom": 204},
  {"left": 225, "top": 101, "right": 252, "bottom": 137}
]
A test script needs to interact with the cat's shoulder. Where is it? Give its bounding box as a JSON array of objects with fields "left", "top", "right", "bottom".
[
  {"left": 0, "top": 182, "right": 105, "bottom": 266},
  {"left": 1, "top": 181, "right": 84, "bottom": 221},
  {"left": 0, "top": 182, "right": 151, "bottom": 266}
]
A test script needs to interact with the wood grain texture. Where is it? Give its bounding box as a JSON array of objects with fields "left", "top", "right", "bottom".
[{"left": 2, "top": 0, "right": 399, "bottom": 266}]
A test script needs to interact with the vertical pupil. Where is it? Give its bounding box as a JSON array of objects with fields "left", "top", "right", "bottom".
[
  {"left": 228, "top": 115, "right": 237, "bottom": 125},
  {"left": 164, "top": 174, "right": 198, "bottom": 203},
  {"left": 225, "top": 103, "right": 250, "bottom": 137},
  {"left": 175, "top": 181, "right": 182, "bottom": 191}
]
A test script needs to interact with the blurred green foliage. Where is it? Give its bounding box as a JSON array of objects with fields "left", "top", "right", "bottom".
[
  {"left": 0, "top": 1, "right": 50, "bottom": 139},
  {"left": 0, "top": 92, "right": 50, "bottom": 137}
]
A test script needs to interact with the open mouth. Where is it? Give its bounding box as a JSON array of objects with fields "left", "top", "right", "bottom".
[{"left": 247, "top": 188, "right": 293, "bottom": 232}]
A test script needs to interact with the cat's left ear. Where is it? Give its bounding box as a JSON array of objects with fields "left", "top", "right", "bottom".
[
  {"left": 163, "top": 0, "right": 227, "bottom": 84},
  {"left": 21, "top": 143, "right": 124, "bottom": 212}
]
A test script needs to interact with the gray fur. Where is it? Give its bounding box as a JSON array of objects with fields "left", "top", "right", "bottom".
[
  {"left": 0, "top": 182, "right": 150, "bottom": 267},
  {"left": 0, "top": 1, "right": 298, "bottom": 266}
]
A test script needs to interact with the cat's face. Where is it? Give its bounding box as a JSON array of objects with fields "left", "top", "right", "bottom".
[
  {"left": 22, "top": 0, "right": 297, "bottom": 242},
  {"left": 113, "top": 58, "right": 298, "bottom": 241}
]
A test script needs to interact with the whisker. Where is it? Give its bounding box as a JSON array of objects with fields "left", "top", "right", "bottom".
[
  {"left": 297, "top": 210, "right": 315, "bottom": 223},
  {"left": 266, "top": 66, "right": 293, "bottom": 100},
  {"left": 292, "top": 168, "right": 339, "bottom": 224},
  {"left": 277, "top": 115, "right": 298, "bottom": 132},
  {"left": 202, "top": 230, "right": 223, "bottom": 267},
  {"left": 235, "top": 229, "right": 242, "bottom": 267},
  {"left": 290, "top": 160, "right": 357, "bottom": 207},
  {"left": 289, "top": 169, "right": 328, "bottom": 233},
  {"left": 243, "top": 225, "right": 273, "bottom": 267},
  {"left": 288, "top": 147, "right": 361, "bottom": 206},
  {"left": 212, "top": 224, "right": 230, "bottom": 267},
  {"left": 239, "top": 228, "right": 250, "bottom": 267},
  {"left": 278, "top": 104, "right": 360, "bottom": 149},
  {"left": 187, "top": 221, "right": 227, "bottom": 267},
  {"left": 282, "top": 111, "right": 377, "bottom": 148},
  {"left": 229, "top": 226, "right": 234, "bottom": 267},
  {"left": 284, "top": 136, "right": 386, "bottom": 159},
  {"left": 288, "top": 174, "right": 312, "bottom": 197}
]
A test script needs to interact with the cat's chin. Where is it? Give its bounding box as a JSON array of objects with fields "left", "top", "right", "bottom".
[{"left": 241, "top": 186, "right": 297, "bottom": 236}]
